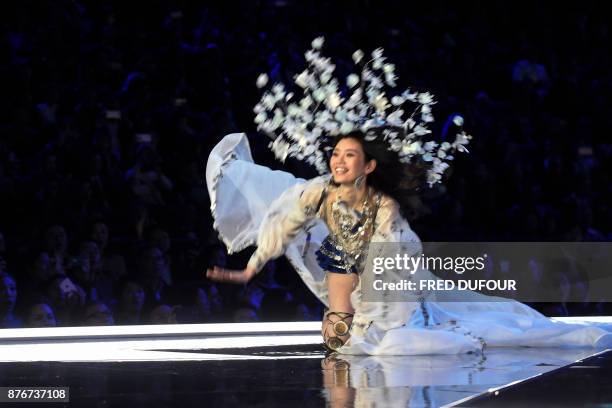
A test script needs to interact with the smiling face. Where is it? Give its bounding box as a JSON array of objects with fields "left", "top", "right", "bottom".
[{"left": 329, "top": 137, "right": 376, "bottom": 185}]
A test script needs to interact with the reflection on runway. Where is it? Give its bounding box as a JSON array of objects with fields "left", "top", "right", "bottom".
[
  {"left": 320, "top": 348, "right": 596, "bottom": 407},
  {"left": 0, "top": 321, "right": 609, "bottom": 406}
]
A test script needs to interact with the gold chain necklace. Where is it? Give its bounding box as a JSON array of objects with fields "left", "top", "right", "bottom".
[{"left": 330, "top": 187, "right": 374, "bottom": 265}]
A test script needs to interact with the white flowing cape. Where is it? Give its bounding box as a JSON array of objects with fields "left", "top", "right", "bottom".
[{"left": 206, "top": 133, "right": 612, "bottom": 355}]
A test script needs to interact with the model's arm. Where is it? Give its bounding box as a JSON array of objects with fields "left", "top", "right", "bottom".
[{"left": 207, "top": 177, "right": 327, "bottom": 284}]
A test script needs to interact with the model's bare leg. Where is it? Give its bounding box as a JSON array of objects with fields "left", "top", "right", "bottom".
[{"left": 322, "top": 273, "right": 358, "bottom": 348}]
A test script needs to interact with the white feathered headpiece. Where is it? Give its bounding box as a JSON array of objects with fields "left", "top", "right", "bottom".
[{"left": 253, "top": 37, "right": 472, "bottom": 186}]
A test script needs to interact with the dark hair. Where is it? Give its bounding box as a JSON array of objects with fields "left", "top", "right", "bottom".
[{"left": 330, "top": 128, "right": 430, "bottom": 221}]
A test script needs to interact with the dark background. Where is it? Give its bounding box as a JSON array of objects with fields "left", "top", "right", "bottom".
[{"left": 0, "top": 0, "right": 610, "bottom": 328}]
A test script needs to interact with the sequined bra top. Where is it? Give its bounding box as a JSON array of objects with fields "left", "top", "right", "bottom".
[{"left": 314, "top": 183, "right": 383, "bottom": 274}]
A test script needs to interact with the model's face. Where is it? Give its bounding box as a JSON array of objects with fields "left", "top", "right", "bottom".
[{"left": 330, "top": 138, "right": 375, "bottom": 185}]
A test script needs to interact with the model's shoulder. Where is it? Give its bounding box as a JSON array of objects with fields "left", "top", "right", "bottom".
[
  {"left": 376, "top": 192, "right": 400, "bottom": 212},
  {"left": 299, "top": 175, "right": 331, "bottom": 205},
  {"left": 309, "top": 174, "right": 333, "bottom": 187},
  {"left": 302, "top": 175, "right": 331, "bottom": 193}
]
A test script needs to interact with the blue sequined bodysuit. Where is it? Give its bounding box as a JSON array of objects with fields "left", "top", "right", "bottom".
[
  {"left": 314, "top": 185, "right": 382, "bottom": 275},
  {"left": 316, "top": 228, "right": 363, "bottom": 274}
]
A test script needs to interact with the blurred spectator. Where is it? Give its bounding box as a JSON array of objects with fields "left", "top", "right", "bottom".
[
  {"left": 0, "top": 231, "right": 7, "bottom": 274},
  {"left": 69, "top": 240, "right": 114, "bottom": 302},
  {"left": 90, "top": 221, "right": 127, "bottom": 281},
  {"left": 125, "top": 144, "right": 174, "bottom": 206},
  {"left": 294, "top": 303, "right": 319, "bottom": 321},
  {"left": 149, "top": 304, "right": 177, "bottom": 324},
  {"left": 82, "top": 302, "right": 115, "bottom": 326},
  {"left": 207, "top": 284, "right": 224, "bottom": 317},
  {"left": 233, "top": 305, "right": 259, "bottom": 323},
  {"left": 138, "top": 246, "right": 170, "bottom": 304},
  {"left": 43, "top": 225, "right": 70, "bottom": 275},
  {"left": 146, "top": 227, "right": 173, "bottom": 286},
  {"left": 27, "top": 252, "right": 54, "bottom": 285},
  {"left": 0, "top": 274, "right": 20, "bottom": 328},
  {"left": 27, "top": 303, "right": 57, "bottom": 328},
  {"left": 20, "top": 252, "right": 55, "bottom": 304},
  {"left": 175, "top": 285, "right": 213, "bottom": 323},
  {"left": 44, "top": 274, "right": 86, "bottom": 326},
  {"left": 114, "top": 278, "right": 146, "bottom": 325}
]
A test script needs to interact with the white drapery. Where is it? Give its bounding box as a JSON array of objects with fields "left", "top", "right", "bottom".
[{"left": 206, "top": 133, "right": 612, "bottom": 355}]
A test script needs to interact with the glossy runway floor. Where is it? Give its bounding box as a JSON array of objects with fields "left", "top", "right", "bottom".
[{"left": 0, "top": 320, "right": 610, "bottom": 407}]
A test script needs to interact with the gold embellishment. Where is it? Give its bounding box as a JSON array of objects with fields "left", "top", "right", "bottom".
[
  {"left": 325, "top": 337, "right": 344, "bottom": 351},
  {"left": 324, "top": 186, "right": 382, "bottom": 274},
  {"left": 323, "top": 311, "right": 354, "bottom": 351}
]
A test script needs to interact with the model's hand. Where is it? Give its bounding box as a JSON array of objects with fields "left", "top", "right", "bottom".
[{"left": 206, "top": 266, "right": 256, "bottom": 284}]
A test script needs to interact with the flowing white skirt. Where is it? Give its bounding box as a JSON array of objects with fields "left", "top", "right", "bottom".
[{"left": 206, "top": 133, "right": 612, "bottom": 355}]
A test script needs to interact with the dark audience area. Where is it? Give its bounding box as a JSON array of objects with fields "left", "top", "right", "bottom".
[{"left": 1, "top": 1, "right": 610, "bottom": 328}]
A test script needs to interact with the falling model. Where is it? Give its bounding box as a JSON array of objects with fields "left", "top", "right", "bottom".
[{"left": 206, "top": 38, "right": 612, "bottom": 355}]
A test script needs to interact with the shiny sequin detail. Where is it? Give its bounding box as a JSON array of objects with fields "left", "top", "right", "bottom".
[{"left": 316, "top": 187, "right": 382, "bottom": 274}]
